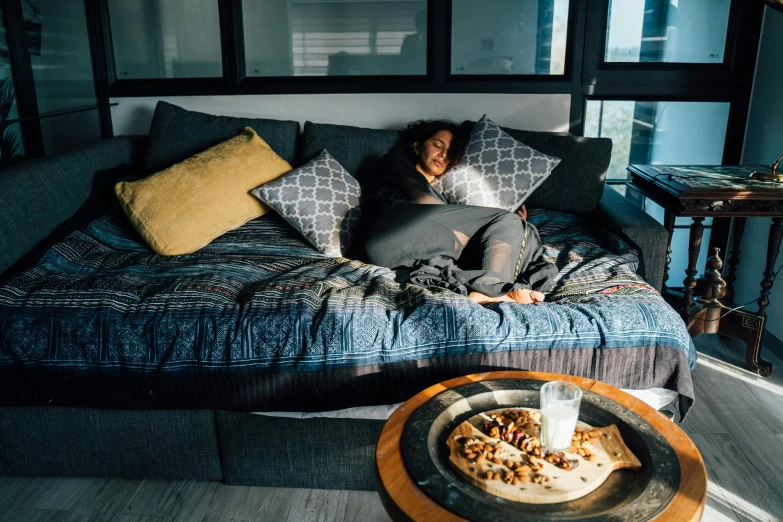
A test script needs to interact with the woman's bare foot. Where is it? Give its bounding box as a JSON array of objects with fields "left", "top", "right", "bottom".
[
  {"left": 507, "top": 288, "right": 545, "bottom": 304},
  {"left": 469, "top": 289, "right": 545, "bottom": 304},
  {"left": 468, "top": 291, "right": 515, "bottom": 304}
]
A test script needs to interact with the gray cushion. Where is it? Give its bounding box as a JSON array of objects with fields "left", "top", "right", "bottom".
[
  {"left": 0, "top": 135, "right": 148, "bottom": 276},
  {"left": 145, "top": 101, "right": 299, "bottom": 173},
  {"left": 299, "top": 121, "right": 400, "bottom": 181},
  {"left": 505, "top": 129, "right": 612, "bottom": 214},
  {"left": 252, "top": 150, "right": 361, "bottom": 257},
  {"left": 433, "top": 115, "right": 561, "bottom": 211},
  {"left": 461, "top": 122, "right": 612, "bottom": 214}
]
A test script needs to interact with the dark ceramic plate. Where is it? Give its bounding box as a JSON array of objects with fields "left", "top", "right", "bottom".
[{"left": 401, "top": 379, "right": 679, "bottom": 522}]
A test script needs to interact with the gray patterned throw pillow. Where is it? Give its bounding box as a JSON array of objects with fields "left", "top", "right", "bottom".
[
  {"left": 251, "top": 150, "right": 361, "bottom": 257},
  {"left": 433, "top": 115, "right": 561, "bottom": 211}
]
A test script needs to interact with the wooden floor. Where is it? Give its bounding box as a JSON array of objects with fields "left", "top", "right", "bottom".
[{"left": 1, "top": 335, "right": 782, "bottom": 522}]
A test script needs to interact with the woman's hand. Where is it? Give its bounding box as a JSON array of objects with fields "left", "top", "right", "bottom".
[{"left": 516, "top": 205, "right": 527, "bottom": 221}]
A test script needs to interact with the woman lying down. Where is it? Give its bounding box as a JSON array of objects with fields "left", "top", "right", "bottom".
[{"left": 361, "top": 120, "right": 557, "bottom": 304}]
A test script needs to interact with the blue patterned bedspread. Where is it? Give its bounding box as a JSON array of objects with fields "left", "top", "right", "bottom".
[{"left": 0, "top": 208, "right": 696, "bottom": 378}]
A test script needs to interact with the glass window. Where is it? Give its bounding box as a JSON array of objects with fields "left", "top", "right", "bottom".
[
  {"left": 0, "top": 9, "right": 25, "bottom": 166},
  {"left": 23, "top": 0, "right": 101, "bottom": 155},
  {"left": 108, "top": 0, "right": 223, "bottom": 79},
  {"left": 451, "top": 0, "right": 569, "bottom": 75},
  {"left": 584, "top": 100, "right": 730, "bottom": 184},
  {"left": 243, "top": 0, "right": 428, "bottom": 77},
  {"left": 604, "top": 0, "right": 731, "bottom": 63},
  {"left": 585, "top": 100, "right": 728, "bottom": 277}
]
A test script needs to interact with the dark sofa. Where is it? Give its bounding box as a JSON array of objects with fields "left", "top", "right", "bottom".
[{"left": 0, "top": 103, "right": 675, "bottom": 490}]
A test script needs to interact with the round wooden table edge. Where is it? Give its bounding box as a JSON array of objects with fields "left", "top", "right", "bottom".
[{"left": 375, "top": 371, "right": 707, "bottom": 522}]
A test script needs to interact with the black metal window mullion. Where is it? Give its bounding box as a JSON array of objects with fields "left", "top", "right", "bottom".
[
  {"left": 218, "top": 0, "right": 245, "bottom": 87},
  {"left": 431, "top": 0, "right": 447, "bottom": 86},
  {"left": 83, "top": 0, "right": 114, "bottom": 139},
  {"left": 1, "top": 0, "right": 44, "bottom": 159},
  {"left": 567, "top": 0, "right": 587, "bottom": 135}
]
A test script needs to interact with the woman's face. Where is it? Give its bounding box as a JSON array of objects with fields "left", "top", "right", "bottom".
[{"left": 414, "top": 130, "right": 453, "bottom": 177}]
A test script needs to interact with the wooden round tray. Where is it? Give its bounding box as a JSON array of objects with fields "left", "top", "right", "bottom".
[{"left": 400, "top": 378, "right": 681, "bottom": 521}]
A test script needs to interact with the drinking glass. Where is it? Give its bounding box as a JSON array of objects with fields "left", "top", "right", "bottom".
[{"left": 540, "top": 381, "right": 583, "bottom": 451}]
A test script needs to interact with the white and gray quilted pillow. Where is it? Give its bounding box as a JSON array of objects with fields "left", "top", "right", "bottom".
[
  {"left": 433, "top": 115, "right": 561, "bottom": 211},
  {"left": 251, "top": 150, "right": 361, "bottom": 257}
]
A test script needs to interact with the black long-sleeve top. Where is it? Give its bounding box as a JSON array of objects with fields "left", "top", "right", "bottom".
[{"left": 361, "top": 148, "right": 448, "bottom": 216}]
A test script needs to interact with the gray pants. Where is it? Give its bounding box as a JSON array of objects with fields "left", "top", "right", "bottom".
[{"left": 365, "top": 203, "right": 555, "bottom": 297}]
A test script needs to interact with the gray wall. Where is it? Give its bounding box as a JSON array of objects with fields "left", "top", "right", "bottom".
[
  {"left": 109, "top": 93, "right": 572, "bottom": 135},
  {"left": 734, "top": 7, "right": 783, "bottom": 338}
]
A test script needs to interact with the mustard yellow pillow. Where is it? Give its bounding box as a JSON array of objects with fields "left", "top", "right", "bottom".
[{"left": 115, "top": 127, "right": 292, "bottom": 255}]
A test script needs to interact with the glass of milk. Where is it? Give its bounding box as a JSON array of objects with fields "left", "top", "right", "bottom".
[{"left": 540, "top": 381, "right": 583, "bottom": 451}]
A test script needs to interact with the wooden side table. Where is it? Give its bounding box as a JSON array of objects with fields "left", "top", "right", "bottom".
[
  {"left": 627, "top": 164, "right": 782, "bottom": 376},
  {"left": 376, "top": 371, "right": 707, "bottom": 522}
]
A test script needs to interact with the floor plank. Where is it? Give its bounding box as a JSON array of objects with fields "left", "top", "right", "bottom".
[
  {"left": 171, "top": 481, "right": 218, "bottom": 522},
  {"left": 26, "top": 478, "right": 95, "bottom": 512},
  {"left": 124, "top": 480, "right": 195, "bottom": 518},
  {"left": 118, "top": 515, "right": 175, "bottom": 522},
  {"left": 231, "top": 486, "right": 303, "bottom": 521},
  {"left": 282, "top": 489, "right": 345, "bottom": 522},
  {"left": 341, "top": 491, "right": 392, "bottom": 522},
  {"left": 701, "top": 482, "right": 741, "bottom": 522},
  {"left": 201, "top": 484, "right": 247, "bottom": 522},
  {"left": 0, "top": 477, "right": 48, "bottom": 519},
  {"left": 62, "top": 478, "right": 143, "bottom": 522},
  {"left": 0, "top": 509, "right": 68, "bottom": 522},
  {"left": 691, "top": 432, "right": 783, "bottom": 521}
]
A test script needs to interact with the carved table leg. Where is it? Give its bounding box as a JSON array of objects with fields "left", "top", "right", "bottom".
[
  {"left": 681, "top": 217, "right": 705, "bottom": 315},
  {"left": 758, "top": 218, "right": 783, "bottom": 321},
  {"left": 725, "top": 217, "right": 746, "bottom": 306},
  {"left": 685, "top": 248, "right": 726, "bottom": 339},
  {"left": 661, "top": 211, "right": 676, "bottom": 296},
  {"left": 718, "top": 311, "right": 771, "bottom": 377}
]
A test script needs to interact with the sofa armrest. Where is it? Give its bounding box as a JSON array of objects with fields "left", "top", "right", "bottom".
[
  {"left": 0, "top": 136, "right": 148, "bottom": 276},
  {"left": 592, "top": 186, "right": 669, "bottom": 292}
]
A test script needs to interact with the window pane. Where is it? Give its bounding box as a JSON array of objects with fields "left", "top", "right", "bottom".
[
  {"left": 108, "top": 0, "right": 222, "bottom": 79},
  {"left": 585, "top": 100, "right": 727, "bottom": 272},
  {"left": 243, "top": 0, "right": 427, "bottom": 77},
  {"left": 605, "top": 0, "right": 730, "bottom": 63},
  {"left": 584, "top": 100, "right": 730, "bottom": 183},
  {"left": 23, "top": 0, "right": 102, "bottom": 154},
  {"left": 0, "top": 10, "right": 25, "bottom": 166},
  {"left": 451, "top": 0, "right": 569, "bottom": 75}
]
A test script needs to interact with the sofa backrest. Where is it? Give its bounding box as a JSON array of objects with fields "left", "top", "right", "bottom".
[
  {"left": 0, "top": 135, "right": 148, "bottom": 275},
  {"left": 500, "top": 127, "right": 612, "bottom": 214},
  {"left": 0, "top": 113, "right": 612, "bottom": 275},
  {"left": 299, "top": 121, "right": 400, "bottom": 182},
  {"left": 301, "top": 120, "right": 612, "bottom": 214},
  {"left": 146, "top": 101, "right": 300, "bottom": 173}
]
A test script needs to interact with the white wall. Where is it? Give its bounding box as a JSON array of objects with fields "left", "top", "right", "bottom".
[
  {"left": 734, "top": 7, "right": 783, "bottom": 337},
  {"left": 109, "top": 93, "right": 572, "bottom": 136}
]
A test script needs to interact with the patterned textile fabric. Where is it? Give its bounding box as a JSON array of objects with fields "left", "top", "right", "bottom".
[
  {"left": 433, "top": 115, "right": 562, "bottom": 211},
  {"left": 0, "top": 207, "right": 696, "bottom": 378},
  {"left": 252, "top": 149, "right": 361, "bottom": 257}
]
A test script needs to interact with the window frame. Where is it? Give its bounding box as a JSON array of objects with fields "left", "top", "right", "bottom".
[
  {"left": 77, "top": 0, "right": 763, "bottom": 163},
  {"left": 91, "top": 0, "right": 584, "bottom": 97}
]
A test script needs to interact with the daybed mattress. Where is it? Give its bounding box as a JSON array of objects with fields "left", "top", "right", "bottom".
[{"left": 0, "top": 207, "right": 696, "bottom": 415}]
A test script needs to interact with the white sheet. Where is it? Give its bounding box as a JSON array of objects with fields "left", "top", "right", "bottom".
[{"left": 252, "top": 388, "right": 678, "bottom": 420}]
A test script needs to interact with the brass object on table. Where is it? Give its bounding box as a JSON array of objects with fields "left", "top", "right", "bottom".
[
  {"left": 761, "top": 0, "right": 783, "bottom": 13},
  {"left": 750, "top": 152, "right": 783, "bottom": 182}
]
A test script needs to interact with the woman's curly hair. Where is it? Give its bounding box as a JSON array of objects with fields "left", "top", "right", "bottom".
[{"left": 398, "top": 119, "right": 469, "bottom": 168}]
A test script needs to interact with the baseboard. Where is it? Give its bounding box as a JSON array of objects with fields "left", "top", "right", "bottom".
[{"left": 763, "top": 329, "right": 783, "bottom": 361}]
